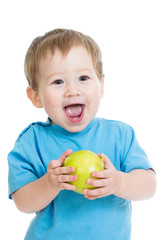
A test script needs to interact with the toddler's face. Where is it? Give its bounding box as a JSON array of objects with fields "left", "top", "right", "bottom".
[{"left": 37, "top": 45, "right": 104, "bottom": 132}]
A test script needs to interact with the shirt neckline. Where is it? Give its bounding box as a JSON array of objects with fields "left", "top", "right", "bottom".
[{"left": 47, "top": 118, "right": 97, "bottom": 136}]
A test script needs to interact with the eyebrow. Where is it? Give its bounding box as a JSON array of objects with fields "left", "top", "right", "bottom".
[
  {"left": 47, "top": 72, "right": 64, "bottom": 80},
  {"left": 47, "top": 68, "right": 93, "bottom": 80}
]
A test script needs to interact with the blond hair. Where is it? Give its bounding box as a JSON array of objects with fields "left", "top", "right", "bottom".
[{"left": 24, "top": 28, "right": 103, "bottom": 90}]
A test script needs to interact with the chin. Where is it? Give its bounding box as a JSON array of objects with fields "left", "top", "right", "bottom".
[
  {"left": 66, "top": 126, "right": 85, "bottom": 133},
  {"left": 65, "top": 122, "right": 87, "bottom": 133}
]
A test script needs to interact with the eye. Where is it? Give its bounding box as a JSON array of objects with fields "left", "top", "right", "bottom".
[
  {"left": 79, "top": 75, "right": 89, "bottom": 81},
  {"left": 52, "top": 79, "right": 64, "bottom": 85}
]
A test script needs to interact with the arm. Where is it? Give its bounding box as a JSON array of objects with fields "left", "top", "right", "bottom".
[
  {"left": 84, "top": 155, "right": 156, "bottom": 201},
  {"left": 12, "top": 173, "right": 60, "bottom": 214},
  {"left": 114, "top": 168, "right": 156, "bottom": 201},
  {"left": 12, "top": 149, "right": 77, "bottom": 213}
]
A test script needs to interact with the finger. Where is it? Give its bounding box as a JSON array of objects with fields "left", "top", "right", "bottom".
[
  {"left": 57, "top": 174, "right": 78, "bottom": 183},
  {"left": 91, "top": 169, "right": 110, "bottom": 179},
  {"left": 85, "top": 192, "right": 109, "bottom": 200},
  {"left": 48, "top": 149, "right": 73, "bottom": 169},
  {"left": 103, "top": 155, "right": 113, "bottom": 169},
  {"left": 59, "top": 182, "right": 76, "bottom": 191},
  {"left": 58, "top": 149, "right": 73, "bottom": 165},
  {"left": 53, "top": 166, "right": 75, "bottom": 175},
  {"left": 87, "top": 178, "right": 107, "bottom": 187},
  {"left": 83, "top": 187, "right": 107, "bottom": 196},
  {"left": 84, "top": 195, "right": 102, "bottom": 200}
]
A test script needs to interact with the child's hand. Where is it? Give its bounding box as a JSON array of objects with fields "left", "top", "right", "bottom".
[
  {"left": 84, "top": 154, "right": 122, "bottom": 200},
  {"left": 47, "top": 149, "right": 77, "bottom": 191}
]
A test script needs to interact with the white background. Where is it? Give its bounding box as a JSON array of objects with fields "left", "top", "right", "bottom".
[{"left": 0, "top": 0, "right": 160, "bottom": 239}]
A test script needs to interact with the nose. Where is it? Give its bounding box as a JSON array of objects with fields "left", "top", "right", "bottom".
[{"left": 64, "top": 84, "right": 81, "bottom": 98}]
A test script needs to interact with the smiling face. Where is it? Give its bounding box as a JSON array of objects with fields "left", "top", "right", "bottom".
[{"left": 27, "top": 46, "right": 104, "bottom": 132}]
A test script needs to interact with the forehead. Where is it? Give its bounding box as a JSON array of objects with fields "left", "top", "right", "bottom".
[{"left": 38, "top": 46, "right": 94, "bottom": 75}]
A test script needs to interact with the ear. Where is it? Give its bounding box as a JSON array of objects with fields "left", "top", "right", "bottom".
[
  {"left": 26, "top": 86, "right": 43, "bottom": 108},
  {"left": 100, "top": 77, "right": 104, "bottom": 99}
]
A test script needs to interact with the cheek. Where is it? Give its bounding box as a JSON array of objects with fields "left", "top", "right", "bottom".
[
  {"left": 39, "top": 90, "right": 56, "bottom": 110},
  {"left": 88, "top": 84, "right": 102, "bottom": 102}
]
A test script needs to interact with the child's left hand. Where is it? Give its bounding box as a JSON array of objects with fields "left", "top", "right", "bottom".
[{"left": 84, "top": 154, "right": 122, "bottom": 200}]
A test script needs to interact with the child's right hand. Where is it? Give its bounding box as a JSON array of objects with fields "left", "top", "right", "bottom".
[{"left": 47, "top": 149, "right": 77, "bottom": 191}]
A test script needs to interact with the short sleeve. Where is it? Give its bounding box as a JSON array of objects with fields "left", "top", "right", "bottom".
[
  {"left": 121, "top": 126, "right": 153, "bottom": 173},
  {"left": 8, "top": 142, "right": 38, "bottom": 199}
]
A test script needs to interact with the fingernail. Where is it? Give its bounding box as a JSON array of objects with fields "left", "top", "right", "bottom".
[
  {"left": 83, "top": 189, "right": 87, "bottom": 194},
  {"left": 74, "top": 175, "right": 78, "bottom": 180}
]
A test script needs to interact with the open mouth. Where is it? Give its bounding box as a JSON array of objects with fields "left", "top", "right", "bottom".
[{"left": 64, "top": 104, "right": 85, "bottom": 123}]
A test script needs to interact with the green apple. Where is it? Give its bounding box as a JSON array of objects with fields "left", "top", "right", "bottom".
[{"left": 63, "top": 150, "right": 105, "bottom": 194}]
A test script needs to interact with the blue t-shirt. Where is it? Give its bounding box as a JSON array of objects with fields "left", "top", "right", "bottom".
[{"left": 8, "top": 118, "right": 152, "bottom": 240}]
